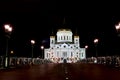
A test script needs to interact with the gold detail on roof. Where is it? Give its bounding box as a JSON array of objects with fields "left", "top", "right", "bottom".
[
  {"left": 58, "top": 29, "right": 71, "bottom": 32},
  {"left": 74, "top": 36, "right": 79, "bottom": 38},
  {"left": 50, "top": 36, "right": 55, "bottom": 38}
]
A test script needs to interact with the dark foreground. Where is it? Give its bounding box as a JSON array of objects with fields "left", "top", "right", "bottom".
[{"left": 0, "top": 63, "right": 120, "bottom": 80}]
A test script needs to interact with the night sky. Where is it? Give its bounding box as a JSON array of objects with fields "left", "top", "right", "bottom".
[{"left": 0, "top": 1, "right": 120, "bottom": 57}]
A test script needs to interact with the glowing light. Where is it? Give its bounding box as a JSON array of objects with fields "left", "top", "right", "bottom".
[
  {"left": 115, "top": 22, "right": 120, "bottom": 37},
  {"left": 31, "top": 40, "right": 35, "bottom": 44},
  {"left": 10, "top": 50, "right": 14, "bottom": 54},
  {"left": 85, "top": 45, "right": 88, "bottom": 49},
  {"left": 41, "top": 46, "right": 44, "bottom": 49},
  {"left": 94, "top": 39, "right": 99, "bottom": 43},
  {"left": 4, "top": 24, "right": 13, "bottom": 32},
  {"left": 4, "top": 24, "right": 10, "bottom": 29},
  {"left": 115, "top": 23, "right": 120, "bottom": 30},
  {"left": 8, "top": 27, "right": 12, "bottom": 32}
]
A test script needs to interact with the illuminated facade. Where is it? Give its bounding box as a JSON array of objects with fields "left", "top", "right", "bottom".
[{"left": 44, "top": 29, "right": 86, "bottom": 63}]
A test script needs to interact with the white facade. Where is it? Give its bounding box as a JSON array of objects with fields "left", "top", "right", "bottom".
[{"left": 44, "top": 29, "right": 86, "bottom": 63}]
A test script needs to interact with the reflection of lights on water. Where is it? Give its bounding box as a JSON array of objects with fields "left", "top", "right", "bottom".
[
  {"left": 66, "top": 77, "right": 68, "bottom": 79},
  {"left": 65, "top": 71, "right": 68, "bottom": 74}
]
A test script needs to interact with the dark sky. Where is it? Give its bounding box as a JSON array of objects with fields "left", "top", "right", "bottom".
[{"left": 0, "top": 0, "right": 120, "bottom": 57}]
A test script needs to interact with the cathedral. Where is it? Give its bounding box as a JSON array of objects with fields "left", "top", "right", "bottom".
[{"left": 44, "top": 28, "right": 86, "bottom": 63}]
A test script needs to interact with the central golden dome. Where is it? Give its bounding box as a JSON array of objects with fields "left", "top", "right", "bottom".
[{"left": 58, "top": 28, "right": 71, "bottom": 32}]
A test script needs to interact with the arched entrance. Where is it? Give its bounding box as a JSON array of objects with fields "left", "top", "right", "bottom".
[{"left": 63, "top": 59, "right": 67, "bottom": 63}]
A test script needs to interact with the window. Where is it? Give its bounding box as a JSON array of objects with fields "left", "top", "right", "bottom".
[
  {"left": 63, "top": 52, "right": 67, "bottom": 57},
  {"left": 82, "top": 53, "right": 83, "bottom": 57},
  {"left": 51, "top": 40, "right": 53, "bottom": 44},
  {"left": 58, "top": 36, "right": 60, "bottom": 40},
  {"left": 57, "top": 52, "right": 59, "bottom": 57},
  {"left": 77, "top": 55, "right": 78, "bottom": 57},
  {"left": 69, "top": 36, "right": 70, "bottom": 40}
]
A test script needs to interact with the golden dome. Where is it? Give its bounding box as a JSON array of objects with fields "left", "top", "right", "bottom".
[
  {"left": 50, "top": 36, "right": 55, "bottom": 38},
  {"left": 74, "top": 36, "right": 79, "bottom": 38},
  {"left": 58, "top": 29, "right": 71, "bottom": 32}
]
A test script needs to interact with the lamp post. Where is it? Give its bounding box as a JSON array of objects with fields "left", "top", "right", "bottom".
[
  {"left": 41, "top": 46, "right": 44, "bottom": 59},
  {"left": 94, "top": 38, "right": 99, "bottom": 58},
  {"left": 85, "top": 45, "right": 88, "bottom": 58},
  {"left": 115, "top": 22, "right": 120, "bottom": 57},
  {"left": 31, "top": 40, "right": 35, "bottom": 62},
  {"left": 115, "top": 22, "right": 120, "bottom": 37},
  {"left": 4, "top": 24, "right": 13, "bottom": 68}
]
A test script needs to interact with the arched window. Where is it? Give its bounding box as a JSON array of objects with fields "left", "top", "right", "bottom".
[
  {"left": 47, "top": 53, "right": 48, "bottom": 57},
  {"left": 63, "top": 52, "right": 67, "bottom": 57},
  {"left": 51, "top": 40, "right": 53, "bottom": 44},
  {"left": 58, "top": 36, "right": 60, "bottom": 40},
  {"left": 71, "top": 52, "right": 73, "bottom": 57},
  {"left": 57, "top": 52, "right": 59, "bottom": 57},
  {"left": 64, "top": 36, "right": 65, "bottom": 40},
  {"left": 82, "top": 53, "right": 83, "bottom": 57}
]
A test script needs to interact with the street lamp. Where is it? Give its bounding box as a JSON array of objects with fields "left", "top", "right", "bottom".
[
  {"left": 10, "top": 50, "right": 14, "bottom": 54},
  {"left": 4, "top": 24, "right": 13, "bottom": 68},
  {"left": 31, "top": 40, "right": 35, "bottom": 58},
  {"left": 41, "top": 46, "right": 44, "bottom": 59},
  {"left": 115, "top": 22, "right": 120, "bottom": 37},
  {"left": 85, "top": 45, "right": 88, "bottom": 58},
  {"left": 94, "top": 38, "right": 99, "bottom": 58}
]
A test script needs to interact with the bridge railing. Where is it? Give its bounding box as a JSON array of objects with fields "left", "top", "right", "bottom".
[
  {"left": 77, "top": 56, "right": 120, "bottom": 68},
  {"left": 0, "top": 56, "right": 53, "bottom": 68}
]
